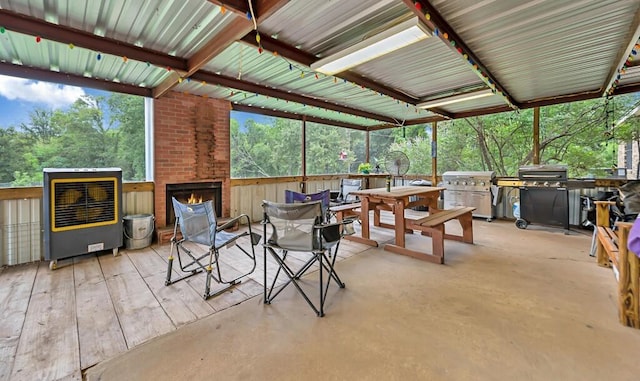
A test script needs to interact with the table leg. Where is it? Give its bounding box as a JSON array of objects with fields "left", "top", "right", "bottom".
[
  {"left": 343, "top": 196, "right": 378, "bottom": 246},
  {"left": 361, "top": 197, "right": 370, "bottom": 239},
  {"left": 394, "top": 200, "right": 406, "bottom": 248}
]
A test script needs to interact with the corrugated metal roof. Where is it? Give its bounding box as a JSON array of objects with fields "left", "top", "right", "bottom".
[
  {"left": 355, "top": 38, "right": 484, "bottom": 99},
  {"left": 0, "top": 28, "right": 171, "bottom": 87},
  {"left": 175, "top": 79, "right": 383, "bottom": 128},
  {"left": 0, "top": 0, "right": 234, "bottom": 57},
  {"left": 201, "top": 41, "right": 436, "bottom": 123},
  {"left": 0, "top": 0, "right": 639, "bottom": 128},
  {"left": 430, "top": 0, "right": 640, "bottom": 101}
]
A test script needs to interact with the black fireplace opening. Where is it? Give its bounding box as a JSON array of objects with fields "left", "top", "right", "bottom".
[{"left": 166, "top": 182, "right": 222, "bottom": 225}]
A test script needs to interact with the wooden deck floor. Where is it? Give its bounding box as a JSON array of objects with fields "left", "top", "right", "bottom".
[{"left": 0, "top": 228, "right": 372, "bottom": 381}]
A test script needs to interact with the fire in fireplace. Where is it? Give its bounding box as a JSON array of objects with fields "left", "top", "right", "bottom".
[{"left": 166, "top": 182, "right": 222, "bottom": 225}]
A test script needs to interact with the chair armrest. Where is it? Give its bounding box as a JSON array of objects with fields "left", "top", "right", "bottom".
[
  {"left": 316, "top": 217, "right": 357, "bottom": 241},
  {"left": 315, "top": 216, "right": 357, "bottom": 230},
  {"left": 217, "top": 214, "right": 251, "bottom": 231}
]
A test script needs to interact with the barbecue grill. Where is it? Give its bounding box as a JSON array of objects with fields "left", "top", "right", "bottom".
[
  {"left": 442, "top": 171, "right": 496, "bottom": 221},
  {"left": 516, "top": 165, "right": 569, "bottom": 230}
]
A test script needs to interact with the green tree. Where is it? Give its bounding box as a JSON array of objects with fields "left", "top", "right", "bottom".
[
  {"left": 19, "top": 108, "right": 58, "bottom": 143},
  {"left": 107, "top": 94, "right": 145, "bottom": 180},
  {"left": 231, "top": 116, "right": 302, "bottom": 177},
  {"left": 306, "top": 122, "right": 361, "bottom": 174},
  {"left": 48, "top": 97, "right": 113, "bottom": 167},
  {"left": 611, "top": 97, "right": 640, "bottom": 178},
  {"left": 0, "top": 127, "right": 28, "bottom": 184},
  {"left": 435, "top": 97, "right": 624, "bottom": 177}
]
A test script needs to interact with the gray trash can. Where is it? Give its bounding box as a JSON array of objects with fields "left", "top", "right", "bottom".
[
  {"left": 409, "top": 179, "right": 433, "bottom": 211},
  {"left": 123, "top": 214, "right": 155, "bottom": 250}
]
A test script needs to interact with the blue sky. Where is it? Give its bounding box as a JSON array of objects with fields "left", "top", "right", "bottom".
[
  {"left": 0, "top": 74, "right": 272, "bottom": 130},
  {"left": 0, "top": 74, "right": 109, "bottom": 128}
]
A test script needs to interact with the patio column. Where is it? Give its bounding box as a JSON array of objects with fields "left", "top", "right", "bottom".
[
  {"left": 533, "top": 107, "right": 540, "bottom": 164},
  {"left": 431, "top": 121, "right": 438, "bottom": 186},
  {"left": 302, "top": 116, "right": 307, "bottom": 193},
  {"left": 365, "top": 130, "right": 370, "bottom": 164}
]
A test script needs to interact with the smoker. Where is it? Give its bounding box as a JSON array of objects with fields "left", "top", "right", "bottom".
[
  {"left": 517, "top": 165, "right": 569, "bottom": 231},
  {"left": 442, "top": 171, "right": 496, "bottom": 221}
]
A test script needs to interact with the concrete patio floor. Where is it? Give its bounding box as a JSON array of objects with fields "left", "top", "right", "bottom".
[{"left": 85, "top": 219, "right": 640, "bottom": 381}]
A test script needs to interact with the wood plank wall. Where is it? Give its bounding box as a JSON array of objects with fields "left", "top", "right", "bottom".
[
  {"left": 0, "top": 183, "right": 154, "bottom": 267},
  {"left": 0, "top": 178, "right": 602, "bottom": 266}
]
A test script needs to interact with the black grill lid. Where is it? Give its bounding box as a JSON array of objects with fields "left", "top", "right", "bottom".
[{"left": 518, "top": 165, "right": 567, "bottom": 181}]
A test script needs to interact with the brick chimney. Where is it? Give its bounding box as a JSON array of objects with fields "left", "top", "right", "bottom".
[{"left": 154, "top": 92, "right": 232, "bottom": 228}]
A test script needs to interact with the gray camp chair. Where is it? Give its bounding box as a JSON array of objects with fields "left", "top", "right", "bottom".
[
  {"left": 166, "top": 197, "right": 261, "bottom": 299},
  {"left": 262, "top": 200, "right": 356, "bottom": 317},
  {"left": 331, "top": 178, "right": 362, "bottom": 206}
]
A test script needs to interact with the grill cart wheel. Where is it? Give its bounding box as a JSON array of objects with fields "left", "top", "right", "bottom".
[{"left": 515, "top": 218, "right": 528, "bottom": 229}]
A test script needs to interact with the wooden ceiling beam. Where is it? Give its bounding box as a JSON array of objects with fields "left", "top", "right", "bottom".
[
  {"left": 0, "top": 62, "right": 152, "bottom": 97},
  {"left": 517, "top": 91, "right": 602, "bottom": 109},
  {"left": 241, "top": 31, "right": 419, "bottom": 104},
  {"left": 152, "top": 19, "right": 253, "bottom": 98},
  {"left": 206, "top": 0, "right": 249, "bottom": 16},
  {"left": 403, "top": 0, "right": 519, "bottom": 109},
  {"left": 450, "top": 90, "right": 605, "bottom": 119},
  {"left": 231, "top": 104, "right": 370, "bottom": 131},
  {"left": 255, "top": 0, "right": 292, "bottom": 22},
  {"left": 367, "top": 115, "right": 447, "bottom": 131},
  {"left": 601, "top": 7, "right": 640, "bottom": 96},
  {"left": 155, "top": 0, "right": 290, "bottom": 98},
  {"left": 191, "top": 71, "right": 398, "bottom": 123},
  {"left": 0, "top": 10, "right": 186, "bottom": 70},
  {"left": 613, "top": 82, "right": 640, "bottom": 96}
]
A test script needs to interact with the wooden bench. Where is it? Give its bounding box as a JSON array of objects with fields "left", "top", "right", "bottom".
[
  {"left": 594, "top": 201, "right": 640, "bottom": 328},
  {"left": 330, "top": 202, "right": 361, "bottom": 222},
  {"left": 405, "top": 206, "right": 476, "bottom": 264}
]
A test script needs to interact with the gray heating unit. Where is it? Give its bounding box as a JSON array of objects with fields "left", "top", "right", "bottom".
[{"left": 43, "top": 168, "right": 123, "bottom": 269}]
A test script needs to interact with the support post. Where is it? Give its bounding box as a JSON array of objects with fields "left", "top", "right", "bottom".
[
  {"left": 431, "top": 121, "right": 438, "bottom": 186},
  {"left": 533, "top": 107, "right": 540, "bottom": 164}
]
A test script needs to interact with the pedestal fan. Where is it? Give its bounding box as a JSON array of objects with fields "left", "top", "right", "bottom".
[{"left": 384, "top": 151, "right": 410, "bottom": 185}]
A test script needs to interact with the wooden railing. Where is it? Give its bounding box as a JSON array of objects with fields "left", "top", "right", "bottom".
[{"left": 0, "top": 175, "right": 613, "bottom": 266}]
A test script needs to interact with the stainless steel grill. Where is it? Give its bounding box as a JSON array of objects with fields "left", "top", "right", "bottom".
[{"left": 442, "top": 171, "right": 496, "bottom": 221}]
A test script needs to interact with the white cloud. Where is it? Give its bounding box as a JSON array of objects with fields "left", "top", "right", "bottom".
[{"left": 0, "top": 75, "right": 86, "bottom": 109}]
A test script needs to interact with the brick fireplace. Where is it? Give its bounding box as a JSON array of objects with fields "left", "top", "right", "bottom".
[
  {"left": 165, "top": 181, "right": 222, "bottom": 226},
  {"left": 154, "top": 92, "right": 232, "bottom": 229}
]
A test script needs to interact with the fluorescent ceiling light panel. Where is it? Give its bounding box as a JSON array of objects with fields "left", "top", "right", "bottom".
[
  {"left": 418, "top": 89, "right": 494, "bottom": 109},
  {"left": 311, "top": 18, "right": 431, "bottom": 75}
]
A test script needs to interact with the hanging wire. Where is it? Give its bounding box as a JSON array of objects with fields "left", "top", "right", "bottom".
[
  {"left": 247, "top": 0, "right": 258, "bottom": 30},
  {"left": 238, "top": 44, "right": 243, "bottom": 80}
]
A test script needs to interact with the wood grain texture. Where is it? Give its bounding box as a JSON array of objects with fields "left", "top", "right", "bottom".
[
  {"left": 0, "top": 226, "right": 369, "bottom": 378},
  {"left": 99, "top": 254, "right": 175, "bottom": 347},
  {"left": 0, "top": 265, "right": 37, "bottom": 381},
  {"left": 73, "top": 256, "right": 127, "bottom": 369},
  {"left": 10, "top": 262, "right": 81, "bottom": 381}
]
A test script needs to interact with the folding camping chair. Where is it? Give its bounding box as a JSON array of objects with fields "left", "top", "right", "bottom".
[
  {"left": 166, "top": 197, "right": 261, "bottom": 299},
  {"left": 261, "top": 200, "right": 356, "bottom": 317},
  {"left": 285, "top": 189, "right": 332, "bottom": 222},
  {"left": 330, "top": 178, "right": 362, "bottom": 206}
]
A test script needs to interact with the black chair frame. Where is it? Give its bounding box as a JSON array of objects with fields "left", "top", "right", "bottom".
[
  {"left": 262, "top": 200, "right": 356, "bottom": 317},
  {"left": 166, "top": 198, "right": 261, "bottom": 300}
]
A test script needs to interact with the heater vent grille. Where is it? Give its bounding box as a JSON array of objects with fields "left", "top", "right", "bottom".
[
  {"left": 51, "top": 178, "right": 118, "bottom": 231},
  {"left": 43, "top": 168, "right": 123, "bottom": 262}
]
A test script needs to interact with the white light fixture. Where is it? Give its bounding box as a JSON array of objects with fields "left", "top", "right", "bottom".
[
  {"left": 418, "top": 89, "right": 494, "bottom": 109},
  {"left": 310, "top": 18, "right": 431, "bottom": 75}
]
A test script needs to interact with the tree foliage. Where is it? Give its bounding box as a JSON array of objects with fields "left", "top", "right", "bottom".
[
  {"left": 2, "top": 90, "right": 638, "bottom": 187},
  {"left": 229, "top": 96, "right": 639, "bottom": 179},
  {"left": 0, "top": 93, "right": 145, "bottom": 186},
  {"left": 390, "top": 95, "right": 639, "bottom": 178}
]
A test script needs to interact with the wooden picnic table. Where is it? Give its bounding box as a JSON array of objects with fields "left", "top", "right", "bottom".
[{"left": 348, "top": 185, "right": 444, "bottom": 248}]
